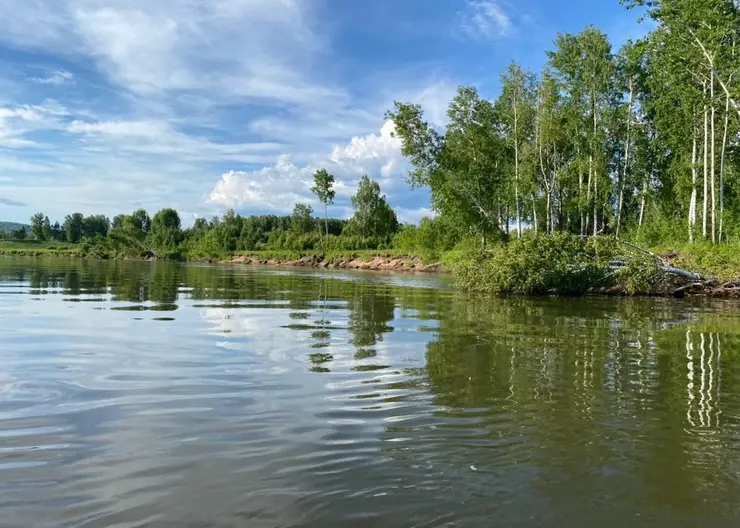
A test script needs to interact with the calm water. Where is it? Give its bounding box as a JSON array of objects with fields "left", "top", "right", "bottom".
[{"left": 2, "top": 257, "right": 740, "bottom": 527}]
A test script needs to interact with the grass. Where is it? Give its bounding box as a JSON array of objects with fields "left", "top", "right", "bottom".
[
  {"left": 648, "top": 242, "right": 740, "bottom": 282},
  {"left": 0, "top": 240, "right": 81, "bottom": 257},
  {"left": 7, "top": 236, "right": 740, "bottom": 287}
]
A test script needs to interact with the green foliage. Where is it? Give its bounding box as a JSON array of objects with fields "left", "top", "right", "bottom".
[
  {"left": 82, "top": 215, "right": 110, "bottom": 240},
  {"left": 30, "top": 213, "right": 45, "bottom": 240},
  {"left": 392, "top": 215, "right": 469, "bottom": 262},
  {"left": 454, "top": 233, "right": 617, "bottom": 295},
  {"left": 149, "top": 208, "right": 182, "bottom": 254},
  {"left": 291, "top": 204, "right": 315, "bottom": 234},
  {"left": 311, "top": 168, "right": 337, "bottom": 249},
  {"left": 349, "top": 175, "right": 399, "bottom": 240},
  {"left": 64, "top": 213, "right": 85, "bottom": 243},
  {"left": 619, "top": 253, "right": 665, "bottom": 295}
]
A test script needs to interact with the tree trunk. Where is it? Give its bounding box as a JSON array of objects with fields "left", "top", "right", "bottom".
[
  {"left": 689, "top": 123, "right": 698, "bottom": 243},
  {"left": 639, "top": 177, "right": 647, "bottom": 229},
  {"left": 590, "top": 90, "right": 597, "bottom": 237},
  {"left": 531, "top": 194, "right": 538, "bottom": 234},
  {"left": 587, "top": 154, "right": 592, "bottom": 235},
  {"left": 324, "top": 204, "right": 329, "bottom": 252},
  {"left": 720, "top": 92, "right": 730, "bottom": 243},
  {"left": 546, "top": 190, "right": 552, "bottom": 235},
  {"left": 616, "top": 78, "right": 633, "bottom": 238},
  {"left": 703, "top": 84, "right": 709, "bottom": 240},
  {"left": 579, "top": 151, "right": 585, "bottom": 236},
  {"left": 593, "top": 172, "right": 598, "bottom": 236},
  {"left": 711, "top": 72, "right": 717, "bottom": 244},
  {"left": 514, "top": 105, "right": 522, "bottom": 239}
]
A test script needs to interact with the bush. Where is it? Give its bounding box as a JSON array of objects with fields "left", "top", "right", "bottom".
[{"left": 454, "top": 233, "right": 618, "bottom": 295}]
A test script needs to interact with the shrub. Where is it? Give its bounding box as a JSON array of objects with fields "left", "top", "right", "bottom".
[{"left": 454, "top": 233, "right": 618, "bottom": 295}]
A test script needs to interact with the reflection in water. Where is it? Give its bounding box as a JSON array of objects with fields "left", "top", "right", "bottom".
[
  {"left": 3, "top": 257, "right": 740, "bottom": 526},
  {"left": 686, "top": 330, "right": 722, "bottom": 429}
]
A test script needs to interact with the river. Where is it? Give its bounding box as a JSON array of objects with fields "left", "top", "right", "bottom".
[{"left": 1, "top": 256, "right": 740, "bottom": 527}]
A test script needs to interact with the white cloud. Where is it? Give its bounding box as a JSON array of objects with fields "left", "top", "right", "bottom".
[
  {"left": 66, "top": 118, "right": 282, "bottom": 162},
  {"left": 0, "top": 100, "right": 69, "bottom": 147},
  {"left": 209, "top": 120, "right": 409, "bottom": 213},
  {"left": 0, "top": 0, "right": 338, "bottom": 105},
  {"left": 0, "top": 1, "right": 462, "bottom": 224},
  {"left": 31, "top": 69, "right": 75, "bottom": 85},
  {"left": 395, "top": 207, "right": 435, "bottom": 224},
  {"left": 460, "top": 0, "right": 514, "bottom": 40}
]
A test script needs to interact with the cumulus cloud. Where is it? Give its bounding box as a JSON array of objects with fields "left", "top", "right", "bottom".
[
  {"left": 460, "top": 0, "right": 514, "bottom": 40},
  {"left": 209, "top": 120, "right": 409, "bottom": 214},
  {"left": 0, "top": 0, "right": 459, "bottom": 223}
]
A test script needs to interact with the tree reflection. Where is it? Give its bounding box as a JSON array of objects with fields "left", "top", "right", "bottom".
[{"left": 347, "top": 283, "right": 395, "bottom": 348}]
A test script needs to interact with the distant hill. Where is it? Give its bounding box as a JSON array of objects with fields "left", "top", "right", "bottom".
[{"left": 0, "top": 221, "right": 30, "bottom": 232}]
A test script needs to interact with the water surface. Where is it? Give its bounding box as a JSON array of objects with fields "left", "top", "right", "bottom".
[{"left": 2, "top": 256, "right": 740, "bottom": 527}]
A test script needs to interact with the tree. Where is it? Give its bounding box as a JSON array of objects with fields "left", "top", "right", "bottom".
[
  {"left": 291, "top": 204, "right": 315, "bottom": 234},
  {"left": 149, "top": 208, "right": 183, "bottom": 254},
  {"left": 82, "top": 215, "right": 110, "bottom": 240},
  {"left": 349, "top": 176, "right": 399, "bottom": 240},
  {"left": 112, "top": 215, "right": 126, "bottom": 230},
  {"left": 498, "top": 62, "right": 537, "bottom": 238},
  {"left": 13, "top": 226, "right": 27, "bottom": 240},
  {"left": 64, "top": 213, "right": 85, "bottom": 243},
  {"left": 130, "top": 209, "right": 150, "bottom": 235},
  {"left": 30, "top": 213, "right": 45, "bottom": 240},
  {"left": 41, "top": 216, "right": 52, "bottom": 241},
  {"left": 311, "top": 168, "right": 336, "bottom": 249},
  {"left": 51, "top": 222, "right": 64, "bottom": 241},
  {"left": 388, "top": 86, "right": 508, "bottom": 246}
]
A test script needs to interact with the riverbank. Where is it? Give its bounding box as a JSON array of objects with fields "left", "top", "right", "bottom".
[
  {"left": 221, "top": 253, "right": 448, "bottom": 273},
  {"left": 4, "top": 237, "right": 740, "bottom": 298}
]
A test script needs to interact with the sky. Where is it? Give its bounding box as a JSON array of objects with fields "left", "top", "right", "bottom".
[{"left": 0, "top": 0, "right": 650, "bottom": 226}]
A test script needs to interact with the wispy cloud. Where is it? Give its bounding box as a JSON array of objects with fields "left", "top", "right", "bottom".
[
  {"left": 0, "top": 197, "right": 26, "bottom": 207},
  {"left": 0, "top": 100, "right": 69, "bottom": 148},
  {"left": 0, "top": 0, "right": 337, "bottom": 105},
  {"left": 460, "top": 0, "right": 514, "bottom": 40},
  {"left": 31, "top": 69, "right": 74, "bottom": 85},
  {"left": 0, "top": 0, "right": 458, "bottom": 223}
]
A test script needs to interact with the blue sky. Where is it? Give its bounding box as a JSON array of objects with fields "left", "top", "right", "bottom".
[{"left": 0, "top": 0, "right": 649, "bottom": 226}]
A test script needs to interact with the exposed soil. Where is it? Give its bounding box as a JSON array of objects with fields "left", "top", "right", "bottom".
[{"left": 221, "top": 254, "right": 447, "bottom": 273}]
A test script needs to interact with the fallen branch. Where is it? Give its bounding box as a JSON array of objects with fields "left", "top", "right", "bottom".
[
  {"left": 618, "top": 239, "right": 668, "bottom": 266},
  {"left": 617, "top": 239, "right": 705, "bottom": 281}
]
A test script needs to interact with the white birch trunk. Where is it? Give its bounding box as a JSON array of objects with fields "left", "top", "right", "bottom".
[
  {"left": 616, "top": 78, "right": 633, "bottom": 237},
  {"left": 514, "top": 104, "right": 521, "bottom": 239},
  {"left": 711, "top": 73, "right": 717, "bottom": 244},
  {"left": 720, "top": 92, "right": 730, "bottom": 243},
  {"left": 689, "top": 124, "right": 698, "bottom": 243},
  {"left": 639, "top": 178, "right": 647, "bottom": 229},
  {"left": 703, "top": 85, "right": 709, "bottom": 240}
]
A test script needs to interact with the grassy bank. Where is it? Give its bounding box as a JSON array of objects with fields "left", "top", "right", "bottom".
[
  {"left": 0, "top": 240, "right": 81, "bottom": 257},
  {"left": 5, "top": 236, "right": 740, "bottom": 296},
  {"left": 453, "top": 234, "right": 740, "bottom": 296},
  {"left": 0, "top": 241, "right": 449, "bottom": 269}
]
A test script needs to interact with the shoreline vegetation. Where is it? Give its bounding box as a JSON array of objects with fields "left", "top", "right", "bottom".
[
  {"left": 4, "top": 235, "right": 740, "bottom": 298},
  {"left": 4, "top": 0, "right": 740, "bottom": 298}
]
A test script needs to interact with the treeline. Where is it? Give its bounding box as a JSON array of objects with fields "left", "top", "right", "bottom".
[
  {"left": 387, "top": 0, "right": 740, "bottom": 247},
  {"left": 2, "top": 174, "right": 410, "bottom": 259}
]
